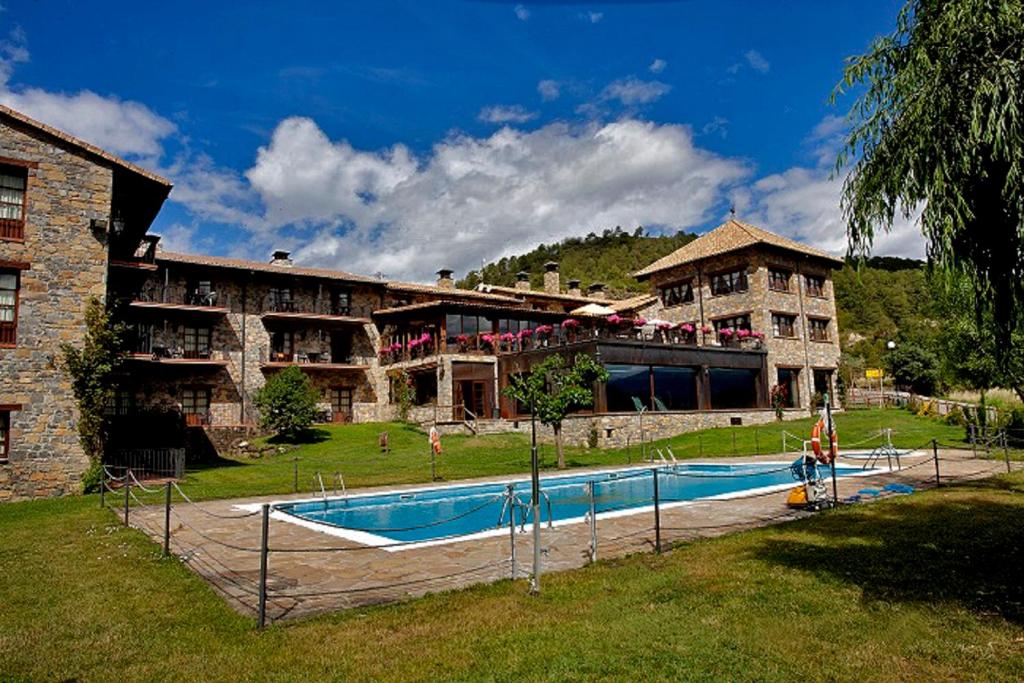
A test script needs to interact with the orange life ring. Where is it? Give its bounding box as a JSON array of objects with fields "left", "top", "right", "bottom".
[
  {"left": 429, "top": 429, "right": 443, "bottom": 456},
  {"left": 811, "top": 418, "right": 838, "bottom": 464}
]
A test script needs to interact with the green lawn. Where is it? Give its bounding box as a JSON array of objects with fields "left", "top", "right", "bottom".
[
  {"left": 2, "top": 473, "right": 1022, "bottom": 681},
  {"left": 177, "top": 408, "right": 970, "bottom": 501}
]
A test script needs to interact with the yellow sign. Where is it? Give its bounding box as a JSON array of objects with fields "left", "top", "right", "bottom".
[{"left": 866, "top": 369, "right": 884, "bottom": 379}]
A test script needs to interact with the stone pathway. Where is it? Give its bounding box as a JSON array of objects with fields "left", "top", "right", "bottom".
[{"left": 126, "top": 448, "right": 1013, "bottom": 623}]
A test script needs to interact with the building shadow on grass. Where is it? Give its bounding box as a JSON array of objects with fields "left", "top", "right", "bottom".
[
  {"left": 265, "top": 428, "right": 331, "bottom": 445},
  {"left": 750, "top": 481, "right": 1024, "bottom": 623}
]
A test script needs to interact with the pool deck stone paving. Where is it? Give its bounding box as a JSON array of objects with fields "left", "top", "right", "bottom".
[{"left": 127, "top": 448, "right": 1014, "bottom": 623}]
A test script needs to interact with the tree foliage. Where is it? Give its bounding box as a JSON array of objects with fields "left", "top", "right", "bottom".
[
  {"left": 503, "top": 354, "right": 609, "bottom": 468},
  {"left": 885, "top": 345, "right": 941, "bottom": 395},
  {"left": 253, "top": 366, "right": 321, "bottom": 439},
  {"left": 836, "top": 0, "right": 1024, "bottom": 352},
  {"left": 59, "top": 297, "right": 126, "bottom": 466}
]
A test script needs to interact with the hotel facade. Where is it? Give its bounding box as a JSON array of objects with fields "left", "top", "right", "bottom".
[{"left": 0, "top": 106, "right": 841, "bottom": 500}]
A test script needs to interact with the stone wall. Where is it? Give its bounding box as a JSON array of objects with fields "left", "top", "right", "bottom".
[{"left": 0, "top": 118, "right": 115, "bottom": 500}]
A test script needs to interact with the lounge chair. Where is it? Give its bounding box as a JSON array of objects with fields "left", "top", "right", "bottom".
[
  {"left": 654, "top": 397, "right": 669, "bottom": 412},
  {"left": 631, "top": 397, "right": 646, "bottom": 412}
]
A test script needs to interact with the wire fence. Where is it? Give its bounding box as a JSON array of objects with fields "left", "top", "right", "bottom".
[{"left": 102, "top": 436, "right": 1018, "bottom": 628}]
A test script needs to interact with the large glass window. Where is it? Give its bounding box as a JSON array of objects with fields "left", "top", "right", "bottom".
[
  {"left": 446, "top": 314, "right": 486, "bottom": 345},
  {"left": 710, "top": 268, "right": 748, "bottom": 296},
  {"left": 713, "top": 314, "right": 751, "bottom": 333},
  {"left": 813, "top": 369, "right": 833, "bottom": 406},
  {"left": 659, "top": 279, "right": 694, "bottom": 307},
  {"left": 0, "top": 270, "right": 18, "bottom": 346},
  {"left": 808, "top": 318, "right": 830, "bottom": 342},
  {"left": 605, "top": 364, "right": 652, "bottom": 412},
  {"left": 805, "top": 275, "right": 826, "bottom": 298},
  {"left": 181, "top": 387, "right": 210, "bottom": 423},
  {"left": 768, "top": 268, "right": 791, "bottom": 292},
  {"left": 183, "top": 326, "right": 211, "bottom": 359},
  {"left": 652, "top": 367, "right": 698, "bottom": 411},
  {"left": 708, "top": 368, "right": 759, "bottom": 409}
]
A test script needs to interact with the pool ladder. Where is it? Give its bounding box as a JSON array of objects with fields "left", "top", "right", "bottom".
[
  {"left": 497, "top": 488, "right": 552, "bottom": 531},
  {"left": 313, "top": 471, "right": 347, "bottom": 507}
]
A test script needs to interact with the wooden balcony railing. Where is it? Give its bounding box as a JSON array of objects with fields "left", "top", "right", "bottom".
[
  {"left": 136, "top": 284, "right": 230, "bottom": 309},
  {"left": 0, "top": 218, "right": 24, "bottom": 241}
]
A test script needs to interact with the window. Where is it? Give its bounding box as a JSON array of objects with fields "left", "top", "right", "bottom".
[
  {"left": 270, "top": 330, "right": 293, "bottom": 361},
  {"left": 128, "top": 322, "right": 153, "bottom": 354},
  {"left": 805, "top": 274, "right": 826, "bottom": 298},
  {"left": 708, "top": 368, "right": 759, "bottom": 409},
  {"left": 808, "top": 318, "right": 830, "bottom": 342},
  {"left": 651, "top": 366, "right": 698, "bottom": 411},
  {"left": 713, "top": 314, "right": 751, "bottom": 333},
  {"left": 329, "top": 387, "right": 353, "bottom": 422},
  {"left": 269, "top": 287, "right": 293, "bottom": 312},
  {"left": 710, "top": 268, "right": 748, "bottom": 296},
  {"left": 771, "top": 313, "right": 797, "bottom": 338},
  {"left": 776, "top": 368, "right": 800, "bottom": 408},
  {"left": 187, "top": 279, "right": 217, "bottom": 307},
  {"left": 0, "top": 411, "right": 9, "bottom": 460},
  {"left": 659, "top": 279, "right": 694, "bottom": 307},
  {"left": 331, "top": 289, "right": 351, "bottom": 316},
  {"left": 446, "top": 314, "right": 484, "bottom": 346},
  {"left": 0, "top": 165, "right": 26, "bottom": 241},
  {"left": 768, "top": 268, "right": 791, "bottom": 292},
  {"left": 181, "top": 387, "right": 210, "bottom": 425},
  {"left": 183, "top": 326, "right": 212, "bottom": 359},
  {"left": 106, "top": 388, "right": 135, "bottom": 416},
  {"left": 813, "top": 369, "right": 834, "bottom": 407},
  {"left": 605, "top": 364, "right": 699, "bottom": 412},
  {"left": 0, "top": 270, "right": 18, "bottom": 346}
]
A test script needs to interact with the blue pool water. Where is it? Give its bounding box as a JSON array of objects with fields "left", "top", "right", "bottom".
[{"left": 276, "top": 463, "right": 866, "bottom": 544}]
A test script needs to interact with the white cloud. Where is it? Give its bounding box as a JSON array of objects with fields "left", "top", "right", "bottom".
[
  {"left": 701, "top": 116, "right": 729, "bottom": 139},
  {"left": 582, "top": 11, "right": 603, "bottom": 23},
  {"left": 514, "top": 4, "right": 529, "bottom": 21},
  {"left": 537, "top": 79, "right": 560, "bottom": 101},
  {"left": 744, "top": 49, "right": 770, "bottom": 74},
  {"left": 477, "top": 104, "right": 538, "bottom": 124},
  {"left": 648, "top": 58, "right": 667, "bottom": 74},
  {"left": 244, "top": 117, "right": 751, "bottom": 280},
  {"left": 0, "top": 24, "right": 28, "bottom": 85},
  {"left": 600, "top": 77, "right": 671, "bottom": 105}
]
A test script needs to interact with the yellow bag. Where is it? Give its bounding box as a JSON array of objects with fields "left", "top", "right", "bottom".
[{"left": 786, "top": 485, "right": 808, "bottom": 508}]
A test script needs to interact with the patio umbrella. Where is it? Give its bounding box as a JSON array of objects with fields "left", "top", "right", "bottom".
[{"left": 570, "top": 303, "right": 616, "bottom": 316}]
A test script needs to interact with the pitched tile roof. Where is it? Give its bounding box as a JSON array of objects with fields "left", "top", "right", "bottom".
[
  {"left": 385, "top": 281, "right": 521, "bottom": 303},
  {"left": 475, "top": 283, "right": 615, "bottom": 305},
  {"left": 156, "top": 251, "right": 384, "bottom": 284},
  {"left": 609, "top": 293, "right": 659, "bottom": 313},
  {"left": 633, "top": 219, "right": 844, "bottom": 279},
  {"left": 0, "top": 104, "right": 172, "bottom": 187}
]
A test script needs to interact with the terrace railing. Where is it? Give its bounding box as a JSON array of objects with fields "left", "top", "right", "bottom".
[{"left": 136, "top": 284, "right": 230, "bottom": 309}]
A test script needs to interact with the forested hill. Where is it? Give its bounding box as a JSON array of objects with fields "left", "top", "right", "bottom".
[
  {"left": 460, "top": 228, "right": 936, "bottom": 369},
  {"left": 458, "top": 227, "right": 697, "bottom": 296}
]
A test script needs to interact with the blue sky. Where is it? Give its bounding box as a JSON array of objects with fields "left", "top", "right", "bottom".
[{"left": 1, "top": 0, "right": 922, "bottom": 281}]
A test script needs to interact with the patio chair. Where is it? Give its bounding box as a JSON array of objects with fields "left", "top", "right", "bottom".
[
  {"left": 631, "top": 397, "right": 646, "bottom": 412},
  {"left": 654, "top": 397, "right": 669, "bottom": 412}
]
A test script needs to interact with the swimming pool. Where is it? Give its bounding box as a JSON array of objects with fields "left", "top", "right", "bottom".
[{"left": 272, "top": 462, "right": 870, "bottom": 548}]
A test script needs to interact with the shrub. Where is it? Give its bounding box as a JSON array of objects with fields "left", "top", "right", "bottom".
[
  {"left": 587, "top": 426, "right": 599, "bottom": 449},
  {"left": 253, "top": 366, "right": 320, "bottom": 440},
  {"left": 388, "top": 369, "right": 416, "bottom": 421},
  {"left": 770, "top": 383, "right": 788, "bottom": 421}
]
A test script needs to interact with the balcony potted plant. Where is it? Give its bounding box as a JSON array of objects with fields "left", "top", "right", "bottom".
[
  {"left": 455, "top": 333, "right": 470, "bottom": 352},
  {"left": 518, "top": 327, "right": 534, "bottom": 351},
  {"left": 700, "top": 324, "right": 713, "bottom": 343},
  {"left": 535, "top": 324, "right": 554, "bottom": 347},
  {"left": 481, "top": 333, "right": 496, "bottom": 353},
  {"left": 655, "top": 321, "right": 674, "bottom": 343},
  {"left": 718, "top": 327, "right": 735, "bottom": 347},
  {"left": 562, "top": 318, "right": 581, "bottom": 343},
  {"left": 500, "top": 332, "right": 515, "bottom": 353},
  {"left": 679, "top": 322, "right": 696, "bottom": 345}
]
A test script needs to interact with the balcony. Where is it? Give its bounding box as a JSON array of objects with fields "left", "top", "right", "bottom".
[
  {"left": 260, "top": 348, "right": 370, "bottom": 371},
  {"left": 130, "top": 284, "right": 231, "bottom": 315},
  {"left": 126, "top": 342, "right": 230, "bottom": 368},
  {"left": 260, "top": 297, "right": 372, "bottom": 325}
]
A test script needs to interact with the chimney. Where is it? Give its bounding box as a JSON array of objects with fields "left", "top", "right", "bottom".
[
  {"left": 587, "top": 282, "right": 606, "bottom": 298},
  {"left": 270, "top": 250, "right": 293, "bottom": 267},
  {"left": 515, "top": 271, "right": 531, "bottom": 291},
  {"left": 543, "top": 261, "right": 560, "bottom": 295},
  {"left": 436, "top": 268, "right": 454, "bottom": 289},
  {"left": 567, "top": 279, "right": 582, "bottom": 297}
]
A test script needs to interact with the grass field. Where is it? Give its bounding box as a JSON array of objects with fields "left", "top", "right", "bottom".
[
  {"left": 2, "top": 472, "right": 1022, "bottom": 681},
  {"left": 178, "top": 408, "right": 970, "bottom": 501}
]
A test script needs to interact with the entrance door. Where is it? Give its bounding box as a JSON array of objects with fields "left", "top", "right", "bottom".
[
  {"left": 451, "top": 362, "right": 495, "bottom": 420},
  {"left": 330, "top": 333, "right": 352, "bottom": 364},
  {"left": 456, "top": 381, "right": 488, "bottom": 420},
  {"left": 329, "top": 387, "right": 353, "bottom": 423}
]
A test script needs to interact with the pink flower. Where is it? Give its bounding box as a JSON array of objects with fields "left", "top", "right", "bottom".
[
  {"left": 562, "top": 318, "right": 580, "bottom": 329},
  {"left": 500, "top": 332, "right": 515, "bottom": 342},
  {"left": 634, "top": 316, "right": 647, "bottom": 327},
  {"left": 535, "top": 324, "right": 553, "bottom": 336},
  {"left": 719, "top": 327, "right": 734, "bottom": 338},
  {"left": 657, "top": 322, "right": 674, "bottom": 331},
  {"left": 481, "top": 333, "right": 495, "bottom": 346},
  {"left": 607, "top": 314, "right": 623, "bottom": 325},
  {"left": 518, "top": 328, "right": 533, "bottom": 338},
  {"left": 680, "top": 323, "right": 695, "bottom": 334},
  {"left": 456, "top": 334, "right": 469, "bottom": 344},
  {"left": 701, "top": 325, "right": 712, "bottom": 334},
  {"left": 751, "top": 331, "right": 765, "bottom": 340},
  {"left": 736, "top": 328, "right": 751, "bottom": 339}
]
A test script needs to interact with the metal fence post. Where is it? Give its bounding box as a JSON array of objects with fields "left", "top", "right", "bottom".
[
  {"left": 754, "top": 428, "right": 760, "bottom": 456},
  {"left": 293, "top": 458, "right": 299, "bottom": 493},
  {"left": 123, "top": 470, "right": 130, "bottom": 527},
  {"left": 932, "top": 439, "right": 941, "bottom": 487},
  {"left": 257, "top": 503, "right": 270, "bottom": 629},
  {"left": 970, "top": 424, "right": 977, "bottom": 458},
  {"left": 652, "top": 468, "right": 661, "bottom": 553},
  {"left": 587, "top": 481, "right": 597, "bottom": 563},
  {"left": 507, "top": 484, "right": 517, "bottom": 580},
  {"left": 731, "top": 428, "right": 737, "bottom": 455},
  {"left": 163, "top": 482, "right": 172, "bottom": 558},
  {"left": 99, "top": 467, "right": 106, "bottom": 508},
  {"left": 1003, "top": 432, "right": 1011, "bottom": 474},
  {"left": 698, "top": 434, "right": 703, "bottom": 458}
]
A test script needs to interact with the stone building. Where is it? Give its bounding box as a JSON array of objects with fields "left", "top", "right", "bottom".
[
  {"left": 0, "top": 105, "right": 171, "bottom": 499},
  {"left": 0, "top": 105, "right": 844, "bottom": 500}
]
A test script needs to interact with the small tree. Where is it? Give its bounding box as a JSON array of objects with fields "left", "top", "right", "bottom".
[
  {"left": 59, "top": 297, "right": 126, "bottom": 488},
  {"left": 503, "top": 354, "right": 609, "bottom": 469},
  {"left": 253, "top": 366, "right": 320, "bottom": 440},
  {"left": 769, "top": 383, "right": 788, "bottom": 421},
  {"left": 388, "top": 369, "right": 416, "bottom": 421},
  {"left": 885, "top": 345, "right": 941, "bottom": 395}
]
